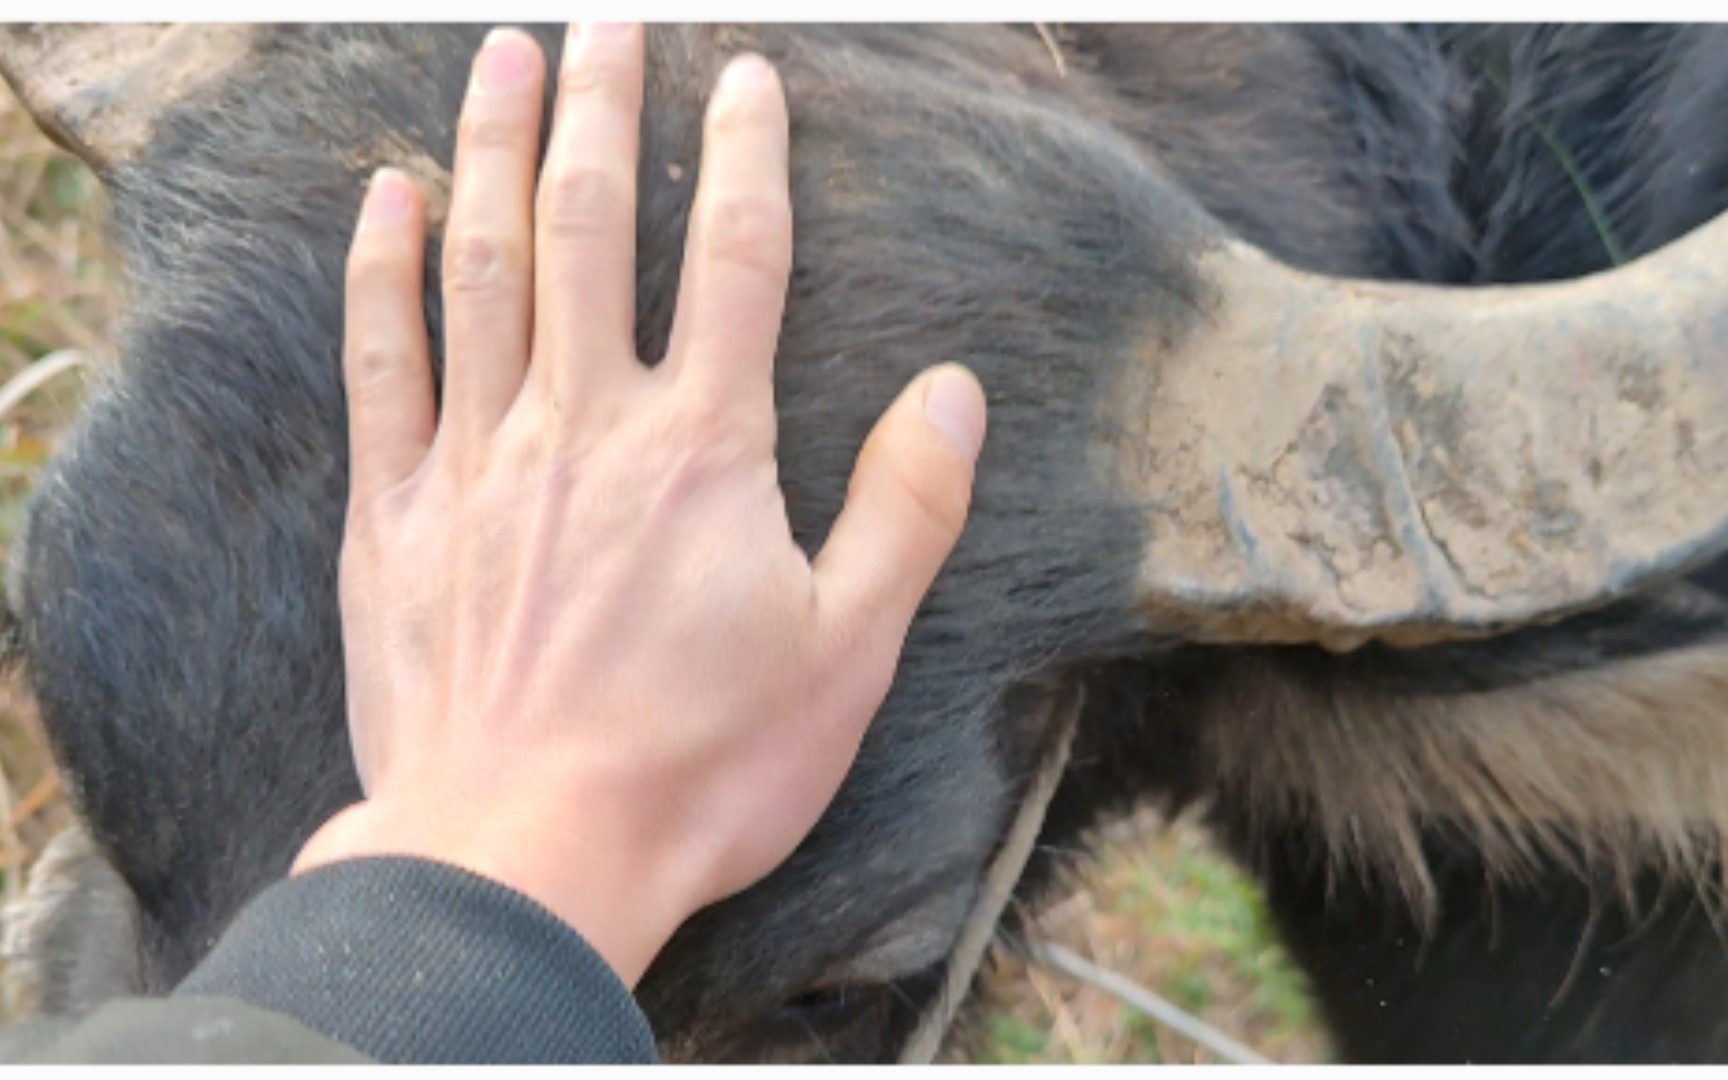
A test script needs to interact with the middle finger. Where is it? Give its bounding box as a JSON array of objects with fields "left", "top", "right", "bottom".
[
  {"left": 440, "top": 28, "right": 546, "bottom": 444},
  {"left": 529, "top": 22, "right": 647, "bottom": 416}
]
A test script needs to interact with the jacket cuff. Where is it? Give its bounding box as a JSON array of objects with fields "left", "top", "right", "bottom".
[{"left": 175, "top": 856, "right": 658, "bottom": 1064}]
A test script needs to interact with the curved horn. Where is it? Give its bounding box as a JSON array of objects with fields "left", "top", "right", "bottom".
[
  {"left": 0, "top": 25, "right": 260, "bottom": 172},
  {"left": 1113, "top": 213, "right": 1728, "bottom": 650}
]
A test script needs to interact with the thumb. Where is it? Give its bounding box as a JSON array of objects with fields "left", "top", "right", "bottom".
[{"left": 813, "top": 363, "right": 986, "bottom": 645}]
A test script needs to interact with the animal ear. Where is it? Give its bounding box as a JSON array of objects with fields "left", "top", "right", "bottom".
[{"left": 0, "top": 25, "right": 260, "bottom": 173}]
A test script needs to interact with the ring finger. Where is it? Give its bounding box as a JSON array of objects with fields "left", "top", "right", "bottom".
[{"left": 439, "top": 28, "right": 547, "bottom": 446}]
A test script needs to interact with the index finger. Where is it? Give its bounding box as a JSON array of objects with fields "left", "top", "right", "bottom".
[{"left": 343, "top": 169, "right": 435, "bottom": 503}]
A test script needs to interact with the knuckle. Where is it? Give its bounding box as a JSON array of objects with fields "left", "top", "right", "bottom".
[
  {"left": 539, "top": 166, "right": 631, "bottom": 241},
  {"left": 342, "top": 493, "right": 398, "bottom": 558},
  {"left": 888, "top": 444, "right": 968, "bottom": 538},
  {"left": 654, "top": 442, "right": 724, "bottom": 509},
  {"left": 557, "top": 57, "right": 635, "bottom": 107},
  {"left": 669, "top": 382, "right": 750, "bottom": 442},
  {"left": 365, "top": 480, "right": 423, "bottom": 526},
  {"left": 344, "top": 346, "right": 407, "bottom": 397},
  {"left": 343, "top": 486, "right": 387, "bottom": 528},
  {"left": 457, "top": 109, "right": 533, "bottom": 152},
  {"left": 699, "top": 194, "right": 791, "bottom": 279},
  {"left": 441, "top": 232, "right": 520, "bottom": 294},
  {"left": 651, "top": 394, "right": 752, "bottom": 478},
  {"left": 346, "top": 243, "right": 413, "bottom": 288},
  {"left": 663, "top": 393, "right": 726, "bottom": 449},
  {"left": 494, "top": 405, "right": 554, "bottom": 472}
]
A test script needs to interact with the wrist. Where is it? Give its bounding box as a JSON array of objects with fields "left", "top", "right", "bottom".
[{"left": 293, "top": 794, "right": 697, "bottom": 987}]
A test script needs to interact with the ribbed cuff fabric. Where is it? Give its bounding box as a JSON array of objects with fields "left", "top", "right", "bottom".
[{"left": 176, "top": 856, "right": 659, "bottom": 1064}]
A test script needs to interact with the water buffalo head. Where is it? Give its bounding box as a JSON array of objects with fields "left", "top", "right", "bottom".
[{"left": 5, "top": 23, "right": 1728, "bottom": 1062}]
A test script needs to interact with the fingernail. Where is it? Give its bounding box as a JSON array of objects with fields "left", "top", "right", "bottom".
[
  {"left": 718, "top": 53, "right": 771, "bottom": 95},
  {"left": 587, "top": 21, "right": 631, "bottom": 38},
  {"left": 924, "top": 366, "right": 987, "bottom": 461},
  {"left": 365, "top": 169, "right": 413, "bottom": 224},
  {"left": 478, "top": 29, "right": 535, "bottom": 89}
]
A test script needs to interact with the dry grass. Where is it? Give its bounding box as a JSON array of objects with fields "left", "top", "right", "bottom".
[
  {"left": 0, "top": 78, "right": 1329, "bottom": 1060},
  {"left": 963, "top": 810, "right": 1333, "bottom": 1064},
  {"left": 0, "top": 80, "right": 113, "bottom": 951}
]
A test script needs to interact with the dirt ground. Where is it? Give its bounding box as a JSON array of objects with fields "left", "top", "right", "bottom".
[{"left": 0, "top": 78, "right": 1330, "bottom": 1063}]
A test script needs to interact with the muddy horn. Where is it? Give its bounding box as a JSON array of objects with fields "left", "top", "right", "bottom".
[
  {"left": 1113, "top": 214, "right": 1728, "bottom": 650},
  {"left": 0, "top": 24, "right": 260, "bottom": 171}
]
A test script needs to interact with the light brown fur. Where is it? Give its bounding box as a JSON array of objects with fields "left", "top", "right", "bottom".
[{"left": 1202, "top": 613, "right": 1728, "bottom": 920}]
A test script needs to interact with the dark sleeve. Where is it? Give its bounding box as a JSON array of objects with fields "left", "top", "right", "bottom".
[
  {"left": 174, "top": 856, "right": 660, "bottom": 1064},
  {"left": 0, "top": 997, "right": 370, "bottom": 1064}
]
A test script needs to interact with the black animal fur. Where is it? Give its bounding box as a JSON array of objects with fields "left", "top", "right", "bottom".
[{"left": 10, "top": 24, "right": 1728, "bottom": 1063}]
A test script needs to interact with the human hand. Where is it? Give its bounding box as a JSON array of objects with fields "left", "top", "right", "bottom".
[{"left": 292, "top": 22, "right": 987, "bottom": 988}]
